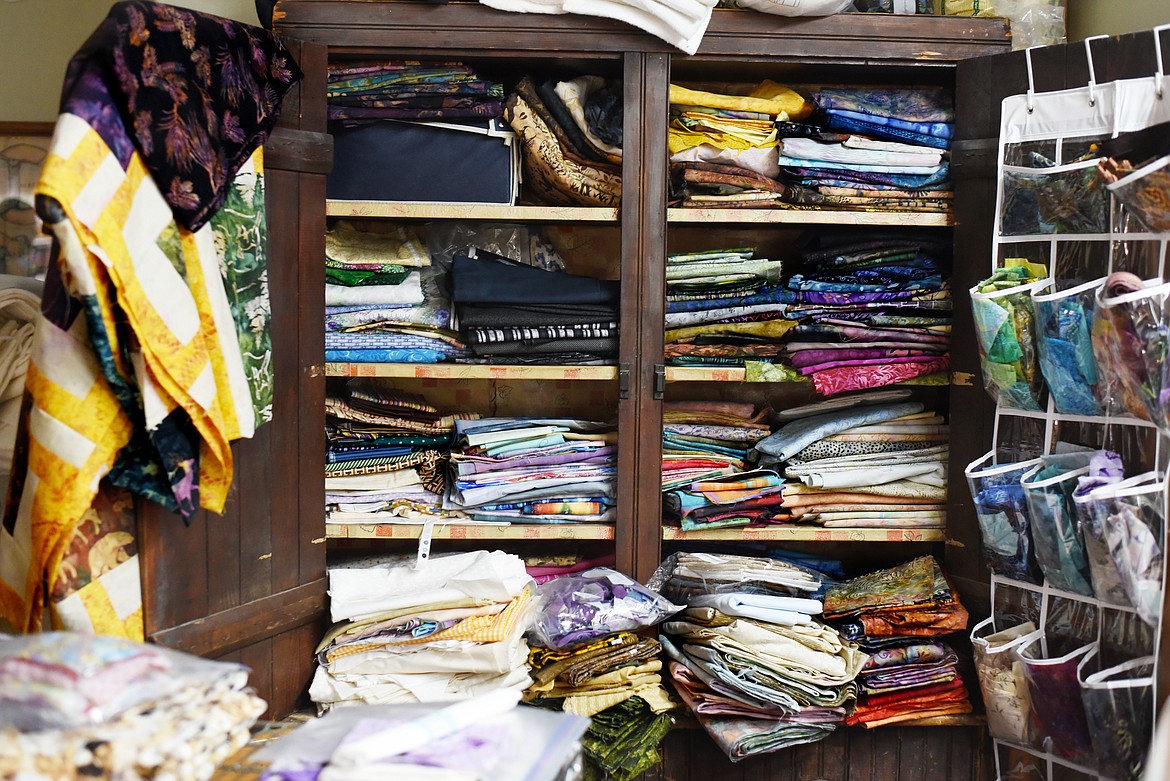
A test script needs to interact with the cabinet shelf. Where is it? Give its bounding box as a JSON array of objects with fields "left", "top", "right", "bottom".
[
  {"left": 662, "top": 526, "right": 946, "bottom": 542},
  {"left": 667, "top": 208, "right": 953, "bottom": 227},
  {"left": 326, "top": 200, "right": 619, "bottom": 222},
  {"left": 326, "top": 523, "right": 616, "bottom": 540},
  {"left": 325, "top": 363, "right": 618, "bottom": 380}
]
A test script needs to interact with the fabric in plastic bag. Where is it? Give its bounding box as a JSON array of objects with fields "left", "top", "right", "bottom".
[
  {"left": 1094, "top": 273, "right": 1170, "bottom": 434},
  {"left": 1032, "top": 277, "right": 1105, "bottom": 415},
  {"left": 965, "top": 452, "right": 1043, "bottom": 582},
  {"left": 646, "top": 551, "right": 831, "bottom": 604},
  {"left": 1079, "top": 656, "right": 1154, "bottom": 781},
  {"left": 1021, "top": 457, "right": 1095, "bottom": 595},
  {"left": 1075, "top": 470, "right": 1156, "bottom": 606},
  {"left": 970, "top": 617, "right": 1041, "bottom": 744},
  {"left": 528, "top": 567, "right": 683, "bottom": 650},
  {"left": 970, "top": 262, "right": 1048, "bottom": 410},
  {"left": 1088, "top": 478, "right": 1166, "bottom": 627},
  {"left": 1014, "top": 637, "right": 1097, "bottom": 766},
  {"left": 1000, "top": 160, "right": 1108, "bottom": 236},
  {"left": 1105, "top": 154, "right": 1170, "bottom": 234}
]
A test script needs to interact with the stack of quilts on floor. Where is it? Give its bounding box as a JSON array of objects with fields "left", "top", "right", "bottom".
[
  {"left": 452, "top": 250, "right": 620, "bottom": 364},
  {"left": 446, "top": 417, "right": 618, "bottom": 523},
  {"left": 775, "top": 86, "right": 953, "bottom": 212},
  {"left": 0, "top": 633, "right": 265, "bottom": 781},
  {"left": 525, "top": 568, "right": 679, "bottom": 780},
  {"left": 312, "top": 550, "right": 536, "bottom": 709},
  {"left": 327, "top": 61, "right": 505, "bottom": 124},
  {"left": 652, "top": 552, "right": 866, "bottom": 760},
  {"left": 325, "top": 223, "right": 470, "bottom": 364},
  {"left": 753, "top": 390, "right": 949, "bottom": 532},
  {"left": 661, "top": 401, "right": 789, "bottom": 531},
  {"left": 503, "top": 75, "right": 622, "bottom": 207},
  {"left": 774, "top": 231, "right": 952, "bottom": 394},
  {"left": 664, "top": 247, "right": 792, "bottom": 366},
  {"left": 325, "top": 381, "right": 475, "bottom": 526},
  {"left": 668, "top": 82, "right": 813, "bottom": 208},
  {"left": 822, "top": 555, "right": 973, "bottom": 727}
]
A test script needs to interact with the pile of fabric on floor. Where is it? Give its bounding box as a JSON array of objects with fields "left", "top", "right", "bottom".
[
  {"left": 822, "top": 555, "right": 973, "bottom": 727},
  {"left": 446, "top": 417, "right": 618, "bottom": 524},
  {"left": 776, "top": 86, "right": 954, "bottom": 213},
  {"left": 664, "top": 247, "right": 791, "bottom": 367},
  {"left": 327, "top": 60, "right": 505, "bottom": 124},
  {"left": 651, "top": 552, "right": 865, "bottom": 760},
  {"left": 312, "top": 550, "right": 535, "bottom": 709},
  {"left": 504, "top": 75, "right": 622, "bottom": 207},
  {"left": 524, "top": 567, "right": 679, "bottom": 780},
  {"left": 325, "top": 381, "right": 476, "bottom": 526},
  {"left": 777, "top": 231, "right": 952, "bottom": 395},
  {"left": 0, "top": 633, "right": 264, "bottom": 781},
  {"left": 452, "top": 249, "right": 621, "bottom": 365},
  {"left": 753, "top": 390, "right": 949, "bottom": 532},
  {"left": 668, "top": 82, "right": 813, "bottom": 208},
  {"left": 661, "top": 400, "right": 788, "bottom": 531},
  {"left": 325, "top": 223, "right": 470, "bottom": 364}
]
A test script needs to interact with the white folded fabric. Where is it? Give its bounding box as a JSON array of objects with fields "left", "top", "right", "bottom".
[
  {"left": 690, "top": 592, "right": 822, "bottom": 625},
  {"left": 781, "top": 137, "right": 942, "bottom": 168},
  {"left": 325, "top": 272, "right": 424, "bottom": 307},
  {"left": 562, "top": 0, "right": 714, "bottom": 55}
]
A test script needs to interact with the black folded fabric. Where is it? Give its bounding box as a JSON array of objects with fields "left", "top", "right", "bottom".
[
  {"left": 468, "top": 337, "right": 618, "bottom": 356},
  {"left": 457, "top": 302, "right": 619, "bottom": 328},
  {"left": 452, "top": 253, "right": 620, "bottom": 305}
]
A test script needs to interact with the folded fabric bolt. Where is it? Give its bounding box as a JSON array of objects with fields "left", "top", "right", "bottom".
[{"left": 688, "top": 593, "right": 823, "bottom": 625}]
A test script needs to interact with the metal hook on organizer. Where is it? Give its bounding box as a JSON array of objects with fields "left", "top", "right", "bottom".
[
  {"left": 1084, "top": 35, "right": 1108, "bottom": 107},
  {"left": 1154, "top": 23, "right": 1169, "bottom": 99},
  {"left": 1025, "top": 45, "right": 1040, "bottom": 113}
]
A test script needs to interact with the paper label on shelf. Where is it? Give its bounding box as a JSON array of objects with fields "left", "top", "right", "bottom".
[{"left": 416, "top": 518, "right": 436, "bottom": 565}]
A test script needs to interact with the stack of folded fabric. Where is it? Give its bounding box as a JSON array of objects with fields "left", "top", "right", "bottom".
[
  {"left": 822, "top": 555, "right": 973, "bottom": 727},
  {"left": 311, "top": 550, "right": 536, "bottom": 709},
  {"left": 451, "top": 250, "right": 620, "bottom": 364},
  {"left": 775, "top": 86, "right": 954, "bottom": 211},
  {"left": 325, "top": 381, "right": 476, "bottom": 525},
  {"left": 327, "top": 61, "right": 505, "bottom": 125},
  {"left": 653, "top": 552, "right": 866, "bottom": 760},
  {"left": 661, "top": 401, "right": 789, "bottom": 531},
  {"left": 664, "top": 247, "right": 792, "bottom": 366},
  {"left": 753, "top": 390, "right": 949, "bottom": 531},
  {"left": 325, "top": 223, "right": 470, "bottom": 364},
  {"left": 524, "top": 568, "right": 679, "bottom": 780},
  {"left": 446, "top": 417, "right": 618, "bottom": 523},
  {"left": 503, "top": 75, "right": 622, "bottom": 207},
  {"left": 524, "top": 552, "right": 618, "bottom": 584},
  {"left": 774, "top": 232, "right": 952, "bottom": 394},
  {"left": 668, "top": 81, "right": 813, "bottom": 208}
]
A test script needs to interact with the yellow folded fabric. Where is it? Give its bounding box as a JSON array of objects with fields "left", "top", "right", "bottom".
[
  {"left": 670, "top": 83, "right": 793, "bottom": 117},
  {"left": 666, "top": 319, "right": 796, "bottom": 343},
  {"left": 748, "top": 79, "right": 815, "bottom": 121},
  {"left": 560, "top": 678, "right": 676, "bottom": 717}
]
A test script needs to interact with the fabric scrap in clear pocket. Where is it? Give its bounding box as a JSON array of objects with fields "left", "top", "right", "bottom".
[
  {"left": 1075, "top": 470, "right": 1157, "bottom": 607},
  {"left": 1094, "top": 274, "right": 1170, "bottom": 435},
  {"left": 965, "top": 452, "right": 1043, "bottom": 583},
  {"left": 1014, "top": 638, "right": 1097, "bottom": 766},
  {"left": 1031, "top": 277, "right": 1105, "bottom": 416},
  {"left": 971, "top": 266, "right": 1048, "bottom": 411},
  {"left": 970, "top": 617, "right": 1040, "bottom": 744},
  {"left": 1089, "top": 478, "right": 1166, "bottom": 627},
  {"left": 1079, "top": 655, "right": 1155, "bottom": 781},
  {"left": 1000, "top": 160, "right": 1109, "bottom": 236},
  {"left": 1106, "top": 154, "right": 1170, "bottom": 234},
  {"left": 1021, "top": 462, "right": 1094, "bottom": 596}
]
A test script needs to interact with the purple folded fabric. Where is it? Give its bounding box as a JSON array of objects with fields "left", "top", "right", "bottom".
[
  {"left": 787, "top": 348, "right": 941, "bottom": 368},
  {"left": 798, "top": 355, "right": 941, "bottom": 374}
]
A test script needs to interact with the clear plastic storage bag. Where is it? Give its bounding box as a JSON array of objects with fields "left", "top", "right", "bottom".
[
  {"left": 999, "top": 160, "right": 1109, "bottom": 236},
  {"left": 1106, "top": 154, "right": 1170, "bottom": 234},
  {"left": 1021, "top": 461, "right": 1094, "bottom": 595},
  {"left": 971, "top": 263, "right": 1049, "bottom": 410},
  {"left": 1014, "top": 637, "right": 1097, "bottom": 766},
  {"left": 1031, "top": 278, "right": 1105, "bottom": 415},
  {"left": 1093, "top": 273, "right": 1170, "bottom": 433},
  {"left": 528, "top": 567, "right": 683, "bottom": 650},
  {"left": 965, "top": 452, "right": 1044, "bottom": 582},
  {"left": 970, "top": 617, "right": 1042, "bottom": 744},
  {"left": 1079, "top": 655, "right": 1155, "bottom": 781},
  {"left": 1074, "top": 471, "right": 1157, "bottom": 607},
  {"left": 1085, "top": 478, "right": 1166, "bottom": 627}
]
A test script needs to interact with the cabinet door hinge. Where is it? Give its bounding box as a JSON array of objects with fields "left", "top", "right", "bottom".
[
  {"left": 653, "top": 364, "right": 666, "bottom": 400},
  {"left": 618, "top": 364, "right": 631, "bottom": 399}
]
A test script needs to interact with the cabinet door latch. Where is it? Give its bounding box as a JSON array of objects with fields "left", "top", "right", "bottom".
[
  {"left": 653, "top": 364, "right": 666, "bottom": 400},
  {"left": 618, "top": 364, "right": 631, "bottom": 399}
]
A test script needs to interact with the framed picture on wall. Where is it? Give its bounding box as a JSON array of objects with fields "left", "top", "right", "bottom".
[{"left": 0, "top": 122, "right": 54, "bottom": 280}]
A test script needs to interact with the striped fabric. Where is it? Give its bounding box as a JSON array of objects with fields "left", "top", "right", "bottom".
[{"left": 0, "top": 112, "right": 268, "bottom": 638}]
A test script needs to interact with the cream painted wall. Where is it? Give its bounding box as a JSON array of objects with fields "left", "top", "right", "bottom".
[
  {"left": 0, "top": 0, "right": 258, "bottom": 122},
  {"left": 1067, "top": 0, "right": 1170, "bottom": 40}
]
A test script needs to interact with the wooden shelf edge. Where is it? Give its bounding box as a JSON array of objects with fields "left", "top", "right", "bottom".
[
  {"left": 662, "top": 526, "right": 946, "bottom": 542},
  {"left": 325, "top": 363, "right": 619, "bottom": 380},
  {"left": 667, "top": 208, "right": 953, "bottom": 226},
  {"left": 326, "top": 523, "right": 616, "bottom": 540},
  {"left": 326, "top": 200, "right": 619, "bottom": 222}
]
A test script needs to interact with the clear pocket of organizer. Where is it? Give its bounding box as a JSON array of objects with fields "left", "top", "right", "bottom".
[
  {"left": 1079, "top": 655, "right": 1155, "bottom": 781},
  {"left": 1020, "top": 462, "right": 1094, "bottom": 596},
  {"left": 970, "top": 279, "right": 1048, "bottom": 411},
  {"left": 1073, "top": 471, "right": 1158, "bottom": 607},
  {"left": 1031, "top": 278, "right": 1105, "bottom": 416},
  {"left": 1107, "top": 154, "right": 1170, "bottom": 234},
  {"left": 1093, "top": 279, "right": 1170, "bottom": 433},
  {"left": 965, "top": 452, "right": 1043, "bottom": 583},
  {"left": 970, "top": 617, "right": 1041, "bottom": 744},
  {"left": 1014, "top": 637, "right": 1098, "bottom": 766},
  {"left": 1000, "top": 160, "right": 1110, "bottom": 236},
  {"left": 1083, "top": 478, "right": 1166, "bottom": 627}
]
